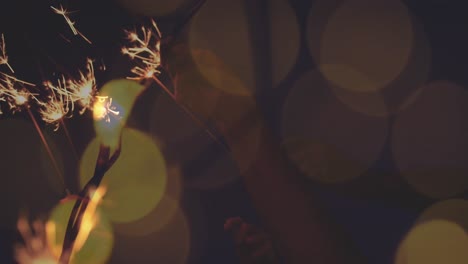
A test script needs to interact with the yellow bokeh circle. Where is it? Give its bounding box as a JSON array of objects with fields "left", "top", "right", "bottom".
[
  {"left": 395, "top": 220, "right": 468, "bottom": 264},
  {"left": 80, "top": 128, "right": 167, "bottom": 223},
  {"left": 310, "top": 0, "right": 414, "bottom": 92}
]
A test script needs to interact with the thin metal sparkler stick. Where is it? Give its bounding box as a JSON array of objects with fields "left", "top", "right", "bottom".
[
  {"left": 151, "top": 75, "right": 229, "bottom": 152},
  {"left": 27, "top": 108, "right": 66, "bottom": 189}
]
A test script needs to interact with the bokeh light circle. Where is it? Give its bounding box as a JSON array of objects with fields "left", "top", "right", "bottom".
[
  {"left": 189, "top": 0, "right": 254, "bottom": 95},
  {"left": 117, "top": 0, "right": 186, "bottom": 16},
  {"left": 46, "top": 199, "right": 114, "bottom": 264},
  {"left": 80, "top": 128, "right": 167, "bottom": 223},
  {"left": 392, "top": 81, "right": 468, "bottom": 198},
  {"left": 308, "top": 0, "right": 414, "bottom": 93},
  {"left": 150, "top": 91, "right": 240, "bottom": 191},
  {"left": 113, "top": 166, "right": 183, "bottom": 236},
  {"left": 110, "top": 201, "right": 191, "bottom": 264},
  {"left": 0, "top": 119, "right": 64, "bottom": 228},
  {"left": 417, "top": 199, "right": 468, "bottom": 232},
  {"left": 282, "top": 70, "right": 388, "bottom": 183},
  {"left": 395, "top": 220, "right": 468, "bottom": 264}
]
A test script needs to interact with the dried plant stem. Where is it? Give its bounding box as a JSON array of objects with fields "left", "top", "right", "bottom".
[{"left": 58, "top": 138, "right": 121, "bottom": 264}]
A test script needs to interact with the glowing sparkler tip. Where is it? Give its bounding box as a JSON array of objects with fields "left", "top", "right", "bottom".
[{"left": 123, "top": 20, "right": 162, "bottom": 80}]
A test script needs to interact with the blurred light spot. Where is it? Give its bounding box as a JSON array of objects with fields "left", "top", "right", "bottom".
[
  {"left": 117, "top": 0, "right": 186, "bottom": 16},
  {"left": 150, "top": 92, "right": 241, "bottom": 190},
  {"left": 110, "top": 202, "right": 190, "bottom": 264},
  {"left": 320, "top": 63, "right": 389, "bottom": 116},
  {"left": 282, "top": 70, "right": 388, "bottom": 183},
  {"left": 309, "top": 0, "right": 413, "bottom": 92},
  {"left": 190, "top": 49, "right": 251, "bottom": 96},
  {"left": 269, "top": 0, "right": 300, "bottom": 87},
  {"left": 174, "top": 67, "right": 221, "bottom": 121},
  {"left": 46, "top": 199, "right": 114, "bottom": 264},
  {"left": 392, "top": 81, "right": 468, "bottom": 198},
  {"left": 0, "top": 119, "right": 63, "bottom": 228},
  {"left": 94, "top": 79, "right": 145, "bottom": 148},
  {"left": 417, "top": 199, "right": 468, "bottom": 232},
  {"left": 114, "top": 166, "right": 182, "bottom": 236},
  {"left": 380, "top": 16, "right": 431, "bottom": 115},
  {"left": 189, "top": 0, "right": 254, "bottom": 95},
  {"left": 395, "top": 220, "right": 468, "bottom": 264},
  {"left": 80, "top": 128, "right": 167, "bottom": 223}
]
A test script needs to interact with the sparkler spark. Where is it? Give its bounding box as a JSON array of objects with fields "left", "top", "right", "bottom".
[
  {"left": 122, "top": 19, "right": 162, "bottom": 81},
  {"left": 15, "top": 217, "right": 59, "bottom": 264},
  {"left": 93, "top": 96, "right": 120, "bottom": 123},
  {"left": 0, "top": 34, "right": 14, "bottom": 73},
  {"left": 51, "top": 5, "right": 92, "bottom": 44}
]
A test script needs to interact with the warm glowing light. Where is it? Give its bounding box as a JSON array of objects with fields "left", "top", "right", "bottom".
[
  {"left": 14, "top": 217, "right": 58, "bottom": 264},
  {"left": 92, "top": 96, "right": 119, "bottom": 123},
  {"left": 93, "top": 79, "right": 145, "bottom": 148},
  {"left": 39, "top": 85, "right": 70, "bottom": 131},
  {"left": 47, "top": 198, "right": 114, "bottom": 264},
  {"left": 39, "top": 59, "right": 100, "bottom": 130},
  {"left": 51, "top": 5, "right": 91, "bottom": 44},
  {"left": 0, "top": 38, "right": 37, "bottom": 114},
  {"left": 74, "top": 186, "right": 107, "bottom": 251},
  {"left": 122, "top": 19, "right": 162, "bottom": 81}
]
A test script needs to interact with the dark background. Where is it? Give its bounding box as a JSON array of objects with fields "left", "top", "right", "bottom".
[{"left": 1, "top": 0, "right": 468, "bottom": 263}]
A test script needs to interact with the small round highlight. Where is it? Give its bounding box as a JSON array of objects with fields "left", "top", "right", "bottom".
[
  {"left": 282, "top": 70, "right": 388, "bottom": 183},
  {"left": 110, "top": 202, "right": 191, "bottom": 264},
  {"left": 310, "top": 0, "right": 413, "bottom": 92},
  {"left": 117, "top": 0, "right": 186, "bottom": 16},
  {"left": 395, "top": 220, "right": 468, "bottom": 264},
  {"left": 417, "top": 199, "right": 468, "bottom": 232},
  {"left": 46, "top": 199, "right": 114, "bottom": 264},
  {"left": 189, "top": 0, "right": 254, "bottom": 95},
  {"left": 392, "top": 81, "right": 468, "bottom": 198},
  {"left": 80, "top": 128, "right": 167, "bottom": 223}
]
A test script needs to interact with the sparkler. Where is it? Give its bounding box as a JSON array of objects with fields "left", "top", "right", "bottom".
[
  {"left": 15, "top": 217, "right": 59, "bottom": 264},
  {"left": 122, "top": 19, "right": 162, "bottom": 81},
  {"left": 122, "top": 19, "right": 229, "bottom": 151},
  {"left": 6, "top": 2, "right": 209, "bottom": 263},
  {"left": 51, "top": 5, "right": 92, "bottom": 44}
]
